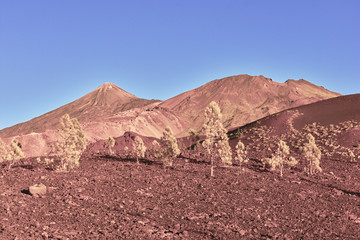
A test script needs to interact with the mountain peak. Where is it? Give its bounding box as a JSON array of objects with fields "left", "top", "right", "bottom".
[
  {"left": 98, "top": 82, "right": 117, "bottom": 89},
  {"left": 88, "top": 83, "right": 137, "bottom": 106}
]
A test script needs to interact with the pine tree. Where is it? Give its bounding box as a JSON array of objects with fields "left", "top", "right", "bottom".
[
  {"left": 202, "top": 101, "right": 232, "bottom": 177},
  {"left": 235, "top": 140, "right": 248, "bottom": 170},
  {"left": 54, "top": 114, "right": 87, "bottom": 171},
  {"left": 160, "top": 126, "right": 180, "bottom": 166},
  {"left": 133, "top": 136, "right": 146, "bottom": 165},
  {"left": 275, "top": 140, "right": 289, "bottom": 177},
  {"left": 267, "top": 140, "right": 298, "bottom": 177},
  {"left": 303, "top": 133, "right": 322, "bottom": 175}
]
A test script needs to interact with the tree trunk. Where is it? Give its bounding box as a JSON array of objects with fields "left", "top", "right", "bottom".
[{"left": 210, "top": 153, "right": 214, "bottom": 177}]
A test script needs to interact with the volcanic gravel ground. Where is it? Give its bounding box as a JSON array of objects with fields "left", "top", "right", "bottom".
[{"left": 0, "top": 156, "right": 359, "bottom": 239}]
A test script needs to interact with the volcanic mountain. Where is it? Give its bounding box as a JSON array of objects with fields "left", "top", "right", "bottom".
[
  {"left": 161, "top": 74, "right": 341, "bottom": 134},
  {"left": 0, "top": 82, "right": 186, "bottom": 157},
  {"left": 0, "top": 74, "right": 341, "bottom": 157},
  {"left": 0, "top": 83, "right": 160, "bottom": 137}
]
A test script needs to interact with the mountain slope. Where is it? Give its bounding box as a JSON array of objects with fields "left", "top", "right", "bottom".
[{"left": 161, "top": 74, "right": 341, "bottom": 134}]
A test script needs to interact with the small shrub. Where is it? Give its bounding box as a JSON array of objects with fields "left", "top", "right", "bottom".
[
  {"left": 235, "top": 140, "right": 248, "bottom": 170},
  {"left": 36, "top": 157, "right": 54, "bottom": 167},
  {"left": 44, "top": 157, "right": 54, "bottom": 165},
  {"left": 122, "top": 146, "right": 130, "bottom": 159},
  {"left": 105, "top": 136, "right": 116, "bottom": 155}
]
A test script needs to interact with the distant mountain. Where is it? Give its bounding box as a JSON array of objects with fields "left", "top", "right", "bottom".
[
  {"left": 0, "top": 83, "right": 160, "bottom": 137},
  {"left": 0, "top": 74, "right": 341, "bottom": 157},
  {"left": 161, "top": 74, "right": 341, "bottom": 134}
]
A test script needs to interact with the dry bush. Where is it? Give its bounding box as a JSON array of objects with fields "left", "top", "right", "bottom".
[
  {"left": 132, "top": 136, "right": 146, "bottom": 165},
  {"left": 303, "top": 133, "right": 322, "bottom": 175},
  {"left": 53, "top": 114, "right": 87, "bottom": 171},
  {"left": 36, "top": 157, "right": 55, "bottom": 168},
  {"left": 347, "top": 148, "right": 356, "bottom": 162},
  {"left": 202, "top": 101, "right": 232, "bottom": 177},
  {"left": 159, "top": 126, "right": 180, "bottom": 167}
]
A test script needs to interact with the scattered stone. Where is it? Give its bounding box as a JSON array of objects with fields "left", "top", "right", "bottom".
[
  {"left": 333, "top": 188, "right": 343, "bottom": 196},
  {"left": 29, "top": 183, "right": 47, "bottom": 197}
]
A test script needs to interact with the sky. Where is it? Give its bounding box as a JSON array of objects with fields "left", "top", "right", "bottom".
[{"left": 0, "top": 0, "right": 359, "bottom": 130}]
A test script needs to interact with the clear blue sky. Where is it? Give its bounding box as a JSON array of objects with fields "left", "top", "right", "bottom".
[{"left": 1, "top": 0, "right": 359, "bottom": 130}]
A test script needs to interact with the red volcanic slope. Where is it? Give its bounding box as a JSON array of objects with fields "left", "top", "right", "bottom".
[
  {"left": 161, "top": 74, "right": 340, "bottom": 134},
  {"left": 231, "top": 94, "right": 360, "bottom": 150},
  {"left": 251, "top": 94, "right": 360, "bottom": 134}
]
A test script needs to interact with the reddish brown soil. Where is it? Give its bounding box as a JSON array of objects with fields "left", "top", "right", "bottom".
[{"left": 1, "top": 150, "right": 359, "bottom": 239}]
